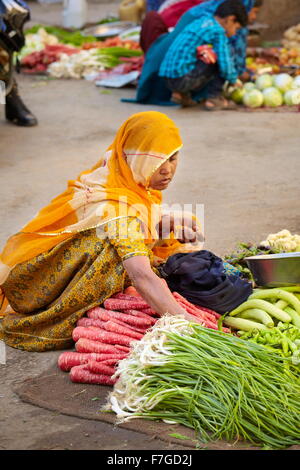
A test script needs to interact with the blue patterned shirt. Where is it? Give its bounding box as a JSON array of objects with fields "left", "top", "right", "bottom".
[
  {"left": 159, "top": 15, "right": 238, "bottom": 84},
  {"left": 183, "top": 0, "right": 254, "bottom": 76}
]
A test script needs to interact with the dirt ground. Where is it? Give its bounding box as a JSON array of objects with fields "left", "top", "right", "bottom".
[{"left": 0, "top": 1, "right": 300, "bottom": 452}]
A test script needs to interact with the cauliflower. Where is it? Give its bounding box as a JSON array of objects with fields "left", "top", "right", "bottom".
[
  {"left": 48, "top": 50, "right": 104, "bottom": 79},
  {"left": 260, "top": 229, "right": 300, "bottom": 252}
]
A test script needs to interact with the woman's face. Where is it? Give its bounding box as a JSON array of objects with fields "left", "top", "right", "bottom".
[
  {"left": 248, "top": 7, "right": 260, "bottom": 24},
  {"left": 149, "top": 152, "right": 178, "bottom": 190}
]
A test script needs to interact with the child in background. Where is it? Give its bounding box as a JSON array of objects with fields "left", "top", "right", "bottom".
[{"left": 158, "top": 0, "right": 248, "bottom": 110}]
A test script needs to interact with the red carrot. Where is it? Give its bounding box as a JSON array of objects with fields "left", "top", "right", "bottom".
[
  {"left": 70, "top": 365, "right": 117, "bottom": 385},
  {"left": 173, "top": 292, "right": 200, "bottom": 312},
  {"left": 198, "top": 310, "right": 219, "bottom": 323},
  {"left": 139, "top": 307, "right": 159, "bottom": 316},
  {"left": 89, "top": 352, "right": 127, "bottom": 361},
  {"left": 72, "top": 326, "right": 135, "bottom": 346},
  {"left": 124, "top": 309, "right": 157, "bottom": 325},
  {"left": 104, "top": 298, "right": 149, "bottom": 311},
  {"left": 173, "top": 292, "right": 220, "bottom": 319},
  {"left": 75, "top": 338, "right": 125, "bottom": 354},
  {"left": 174, "top": 297, "right": 223, "bottom": 330},
  {"left": 168, "top": 301, "right": 228, "bottom": 332},
  {"left": 112, "top": 293, "right": 143, "bottom": 302},
  {"left": 102, "top": 358, "right": 126, "bottom": 366},
  {"left": 173, "top": 292, "right": 219, "bottom": 323},
  {"left": 77, "top": 318, "right": 106, "bottom": 328},
  {"left": 179, "top": 303, "right": 217, "bottom": 323},
  {"left": 222, "top": 327, "right": 231, "bottom": 333},
  {"left": 203, "top": 320, "right": 219, "bottom": 330},
  {"left": 105, "top": 316, "right": 149, "bottom": 334},
  {"left": 115, "top": 344, "right": 130, "bottom": 353},
  {"left": 194, "top": 304, "right": 221, "bottom": 319},
  {"left": 118, "top": 322, "right": 148, "bottom": 335},
  {"left": 88, "top": 307, "right": 152, "bottom": 327},
  {"left": 103, "top": 320, "right": 143, "bottom": 340},
  {"left": 86, "top": 360, "right": 115, "bottom": 376},
  {"left": 176, "top": 301, "right": 206, "bottom": 320},
  {"left": 58, "top": 351, "right": 127, "bottom": 371},
  {"left": 124, "top": 286, "right": 142, "bottom": 297},
  {"left": 58, "top": 352, "right": 90, "bottom": 371}
]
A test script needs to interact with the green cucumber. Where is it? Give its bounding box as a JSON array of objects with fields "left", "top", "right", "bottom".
[
  {"left": 224, "top": 316, "right": 268, "bottom": 331},
  {"left": 249, "top": 289, "right": 300, "bottom": 316},
  {"left": 229, "top": 299, "right": 291, "bottom": 323},
  {"left": 239, "top": 308, "right": 274, "bottom": 328}
]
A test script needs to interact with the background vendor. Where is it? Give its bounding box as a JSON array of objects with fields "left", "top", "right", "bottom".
[
  {"left": 135, "top": 0, "right": 263, "bottom": 105},
  {"left": 158, "top": 0, "right": 248, "bottom": 109}
]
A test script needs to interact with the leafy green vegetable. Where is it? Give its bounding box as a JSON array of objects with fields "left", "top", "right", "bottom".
[
  {"left": 95, "top": 47, "right": 142, "bottom": 58},
  {"left": 96, "top": 17, "right": 120, "bottom": 25},
  {"left": 223, "top": 242, "right": 279, "bottom": 281},
  {"left": 95, "top": 47, "right": 142, "bottom": 68},
  {"left": 25, "top": 25, "right": 97, "bottom": 46}
]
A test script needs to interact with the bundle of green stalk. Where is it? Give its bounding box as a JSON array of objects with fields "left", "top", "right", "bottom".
[
  {"left": 106, "top": 316, "right": 300, "bottom": 449},
  {"left": 95, "top": 47, "right": 142, "bottom": 68}
]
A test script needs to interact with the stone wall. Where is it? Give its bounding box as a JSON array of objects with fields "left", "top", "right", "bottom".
[{"left": 255, "top": 0, "right": 300, "bottom": 40}]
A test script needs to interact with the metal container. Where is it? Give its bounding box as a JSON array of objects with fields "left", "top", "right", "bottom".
[
  {"left": 245, "top": 252, "right": 300, "bottom": 287},
  {"left": 83, "top": 22, "right": 137, "bottom": 39}
]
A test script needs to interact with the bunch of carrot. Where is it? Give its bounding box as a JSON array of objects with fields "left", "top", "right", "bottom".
[
  {"left": 172, "top": 291, "right": 230, "bottom": 333},
  {"left": 58, "top": 290, "right": 159, "bottom": 385},
  {"left": 58, "top": 286, "right": 228, "bottom": 385}
]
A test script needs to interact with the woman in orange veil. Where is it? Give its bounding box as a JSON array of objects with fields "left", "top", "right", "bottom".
[{"left": 0, "top": 111, "right": 203, "bottom": 351}]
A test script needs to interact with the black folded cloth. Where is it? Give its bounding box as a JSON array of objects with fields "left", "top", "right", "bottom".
[{"left": 158, "top": 250, "right": 252, "bottom": 314}]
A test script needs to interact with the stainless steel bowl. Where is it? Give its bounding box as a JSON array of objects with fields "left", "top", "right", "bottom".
[
  {"left": 83, "top": 22, "right": 137, "bottom": 38},
  {"left": 245, "top": 252, "right": 300, "bottom": 287}
]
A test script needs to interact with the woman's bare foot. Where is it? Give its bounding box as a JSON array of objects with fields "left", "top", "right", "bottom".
[
  {"left": 204, "top": 96, "right": 237, "bottom": 111},
  {"left": 171, "top": 92, "right": 198, "bottom": 107}
]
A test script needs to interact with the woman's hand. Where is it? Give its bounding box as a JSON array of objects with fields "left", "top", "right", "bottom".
[
  {"left": 123, "top": 255, "right": 203, "bottom": 324},
  {"left": 158, "top": 211, "right": 204, "bottom": 244}
]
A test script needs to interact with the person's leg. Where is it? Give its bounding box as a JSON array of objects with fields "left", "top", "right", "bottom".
[
  {"left": 204, "top": 74, "right": 237, "bottom": 110},
  {"left": 165, "top": 61, "right": 216, "bottom": 106},
  {"left": 0, "top": 43, "right": 13, "bottom": 93},
  {"left": 205, "top": 74, "right": 225, "bottom": 99},
  {"left": 5, "top": 79, "right": 38, "bottom": 126},
  {"left": 0, "top": 41, "right": 38, "bottom": 126}
]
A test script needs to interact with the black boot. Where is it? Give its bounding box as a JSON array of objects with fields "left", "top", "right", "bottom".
[{"left": 5, "top": 82, "right": 38, "bottom": 127}]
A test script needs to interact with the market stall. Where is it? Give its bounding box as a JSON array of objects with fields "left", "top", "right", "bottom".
[
  {"left": 16, "top": 17, "right": 300, "bottom": 108},
  {"left": 55, "top": 228, "right": 300, "bottom": 450}
]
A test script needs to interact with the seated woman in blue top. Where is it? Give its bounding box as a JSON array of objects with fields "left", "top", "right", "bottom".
[
  {"left": 159, "top": 0, "right": 248, "bottom": 110},
  {"left": 130, "top": 0, "right": 263, "bottom": 107}
]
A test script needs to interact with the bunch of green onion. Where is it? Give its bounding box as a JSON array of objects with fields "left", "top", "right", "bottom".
[
  {"left": 95, "top": 47, "right": 143, "bottom": 69},
  {"left": 106, "top": 316, "right": 300, "bottom": 449}
]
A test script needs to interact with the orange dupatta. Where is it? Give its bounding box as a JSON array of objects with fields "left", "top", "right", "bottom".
[{"left": 0, "top": 111, "right": 183, "bottom": 314}]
